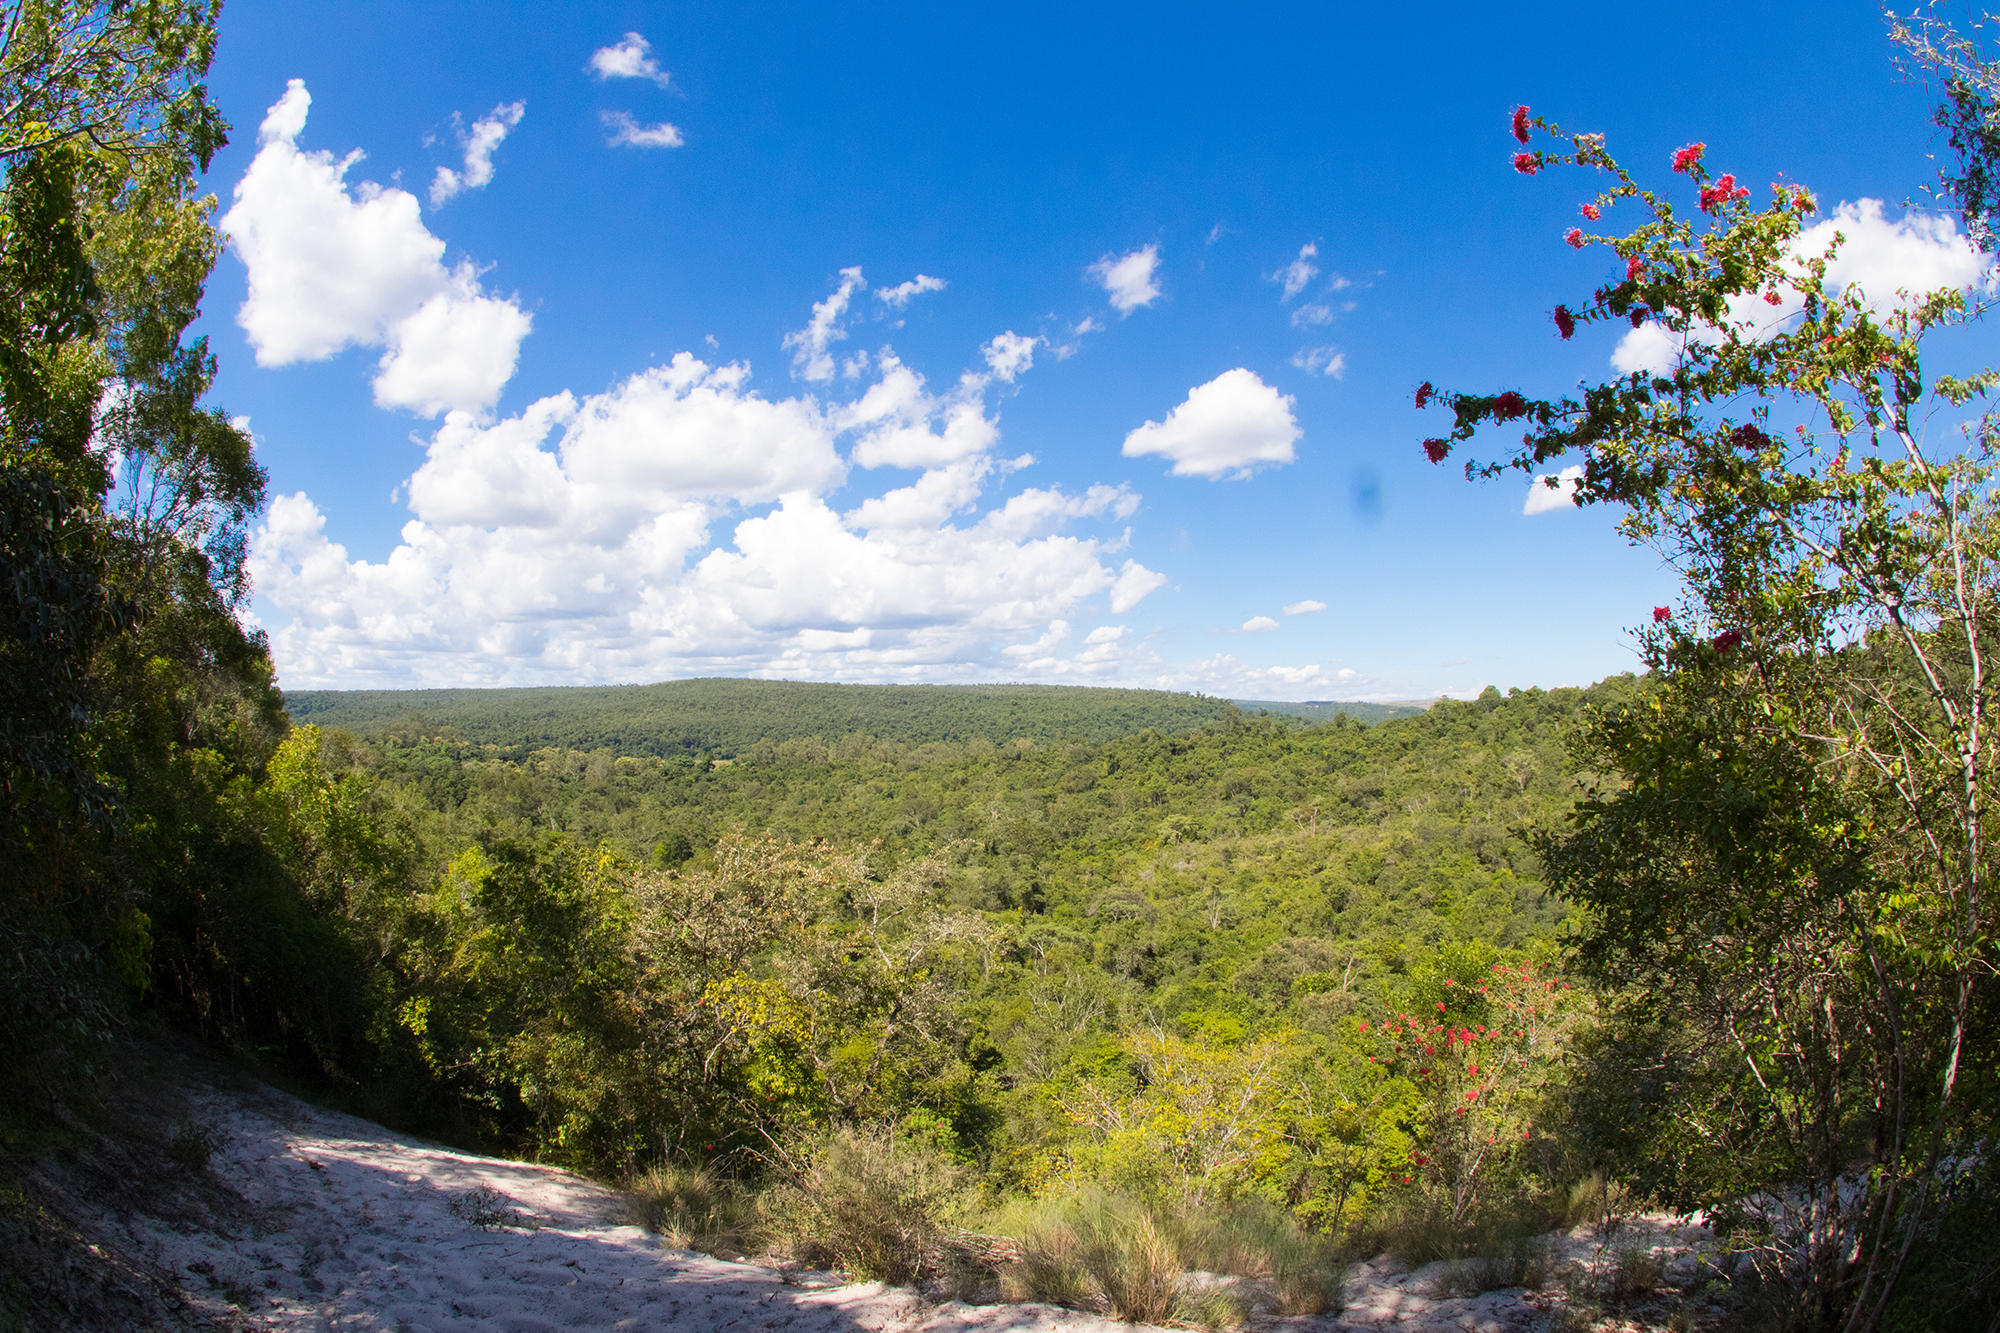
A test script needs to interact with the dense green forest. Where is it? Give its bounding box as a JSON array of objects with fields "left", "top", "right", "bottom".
[{"left": 282, "top": 676, "right": 1429, "bottom": 757}]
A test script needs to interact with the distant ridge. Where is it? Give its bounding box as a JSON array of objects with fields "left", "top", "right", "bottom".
[
  {"left": 1227, "top": 698, "right": 1436, "bottom": 726},
  {"left": 283, "top": 678, "right": 1423, "bottom": 757}
]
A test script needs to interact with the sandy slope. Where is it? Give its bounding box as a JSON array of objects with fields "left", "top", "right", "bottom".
[{"left": 48, "top": 1056, "right": 1713, "bottom": 1332}]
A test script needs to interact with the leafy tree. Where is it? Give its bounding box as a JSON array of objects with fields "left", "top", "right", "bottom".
[{"left": 1419, "top": 106, "right": 1998, "bottom": 1328}]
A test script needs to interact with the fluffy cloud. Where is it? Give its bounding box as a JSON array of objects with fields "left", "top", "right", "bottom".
[
  {"left": 1523, "top": 465, "right": 1583, "bottom": 514},
  {"left": 1283, "top": 599, "right": 1325, "bottom": 615},
  {"left": 1089, "top": 243, "right": 1161, "bottom": 314},
  {"left": 784, "top": 268, "right": 866, "bottom": 381},
  {"left": 876, "top": 274, "right": 947, "bottom": 307},
  {"left": 1121, "top": 369, "right": 1300, "bottom": 480},
  {"left": 1291, "top": 346, "right": 1344, "bottom": 377},
  {"left": 1241, "top": 615, "right": 1279, "bottom": 632},
  {"left": 1171, "top": 653, "right": 1337, "bottom": 699},
  {"left": 601, "top": 110, "right": 684, "bottom": 148},
  {"left": 982, "top": 332, "right": 1038, "bottom": 382},
  {"left": 1109, "top": 560, "right": 1168, "bottom": 613},
  {"left": 1276, "top": 243, "right": 1318, "bottom": 300},
  {"left": 588, "top": 32, "right": 672, "bottom": 86},
  {"left": 222, "top": 81, "right": 530, "bottom": 418},
  {"left": 430, "top": 100, "right": 525, "bottom": 206},
  {"left": 1612, "top": 200, "right": 1990, "bottom": 375}
]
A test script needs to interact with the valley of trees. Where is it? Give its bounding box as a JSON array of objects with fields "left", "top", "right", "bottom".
[{"left": 2, "top": 3, "right": 1998, "bottom": 1332}]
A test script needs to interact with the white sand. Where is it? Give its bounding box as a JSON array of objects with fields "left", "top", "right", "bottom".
[{"left": 88, "top": 1070, "right": 1708, "bottom": 1332}]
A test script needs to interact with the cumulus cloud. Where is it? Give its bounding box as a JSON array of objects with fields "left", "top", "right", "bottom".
[
  {"left": 1121, "top": 369, "right": 1300, "bottom": 480},
  {"left": 1089, "top": 244, "right": 1161, "bottom": 314},
  {"left": 1109, "top": 559, "right": 1168, "bottom": 613},
  {"left": 221, "top": 81, "right": 530, "bottom": 417},
  {"left": 1283, "top": 599, "right": 1325, "bottom": 615},
  {"left": 1291, "top": 346, "right": 1345, "bottom": 377},
  {"left": 982, "top": 331, "right": 1038, "bottom": 382},
  {"left": 601, "top": 110, "right": 684, "bottom": 148},
  {"left": 588, "top": 32, "right": 672, "bottom": 86},
  {"left": 1523, "top": 465, "right": 1583, "bottom": 514},
  {"left": 783, "top": 267, "right": 866, "bottom": 381},
  {"left": 1276, "top": 243, "right": 1318, "bottom": 300},
  {"left": 876, "top": 274, "right": 947, "bottom": 307},
  {"left": 430, "top": 100, "right": 524, "bottom": 206},
  {"left": 1242, "top": 615, "right": 1279, "bottom": 632},
  {"left": 1612, "top": 200, "right": 1991, "bottom": 375}
]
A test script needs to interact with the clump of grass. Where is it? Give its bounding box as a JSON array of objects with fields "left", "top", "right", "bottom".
[
  {"left": 447, "top": 1185, "right": 537, "bottom": 1230},
  {"left": 762, "top": 1123, "right": 972, "bottom": 1285},
  {"left": 624, "top": 1161, "right": 760, "bottom": 1255},
  {"left": 167, "top": 1121, "right": 225, "bottom": 1173},
  {"left": 1605, "top": 1242, "right": 1666, "bottom": 1302}
]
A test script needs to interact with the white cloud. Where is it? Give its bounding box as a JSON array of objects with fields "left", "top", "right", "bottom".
[
  {"left": 1612, "top": 200, "right": 1991, "bottom": 375},
  {"left": 601, "top": 110, "right": 684, "bottom": 148},
  {"left": 588, "top": 32, "right": 672, "bottom": 86},
  {"left": 1121, "top": 368, "right": 1300, "bottom": 480},
  {"left": 1290, "top": 303, "right": 1333, "bottom": 328},
  {"left": 1523, "top": 464, "right": 1584, "bottom": 514},
  {"left": 1089, "top": 243, "right": 1161, "bottom": 314},
  {"left": 784, "top": 267, "right": 866, "bottom": 381},
  {"left": 1085, "top": 624, "right": 1127, "bottom": 645},
  {"left": 221, "top": 80, "right": 530, "bottom": 418},
  {"left": 1109, "top": 559, "right": 1168, "bottom": 613},
  {"left": 875, "top": 274, "right": 947, "bottom": 307},
  {"left": 1283, "top": 599, "right": 1325, "bottom": 615},
  {"left": 1276, "top": 243, "right": 1318, "bottom": 300},
  {"left": 982, "top": 331, "right": 1038, "bottom": 382},
  {"left": 1171, "top": 653, "right": 1336, "bottom": 699},
  {"left": 1291, "top": 346, "right": 1345, "bottom": 377},
  {"left": 1242, "top": 615, "right": 1280, "bottom": 633},
  {"left": 430, "top": 100, "right": 525, "bottom": 206},
  {"left": 1004, "top": 620, "right": 1071, "bottom": 658}
]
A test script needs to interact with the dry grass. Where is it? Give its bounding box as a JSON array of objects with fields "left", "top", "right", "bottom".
[{"left": 624, "top": 1161, "right": 761, "bottom": 1255}]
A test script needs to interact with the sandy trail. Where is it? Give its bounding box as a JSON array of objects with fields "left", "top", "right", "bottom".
[{"left": 74, "top": 1063, "right": 1708, "bottom": 1332}]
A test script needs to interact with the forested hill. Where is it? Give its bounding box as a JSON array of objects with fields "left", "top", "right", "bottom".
[
  {"left": 1231, "top": 698, "right": 1434, "bottom": 725},
  {"left": 283, "top": 677, "right": 1420, "bottom": 756}
]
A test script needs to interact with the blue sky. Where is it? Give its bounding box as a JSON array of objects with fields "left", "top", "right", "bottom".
[{"left": 195, "top": 1, "right": 1988, "bottom": 699}]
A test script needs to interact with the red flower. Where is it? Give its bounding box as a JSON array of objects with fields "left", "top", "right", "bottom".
[
  {"left": 1713, "top": 629, "right": 1743, "bottom": 653},
  {"left": 1493, "top": 391, "right": 1528, "bottom": 421},
  {"left": 1513, "top": 152, "right": 1539, "bottom": 176},
  {"left": 1554, "top": 305, "right": 1576, "bottom": 340},
  {"left": 1764, "top": 289, "right": 1784, "bottom": 305},
  {"left": 1629, "top": 307, "right": 1649, "bottom": 329},
  {"left": 1564, "top": 227, "right": 1584, "bottom": 249},
  {"left": 1626, "top": 255, "right": 1643, "bottom": 282},
  {"left": 1415, "top": 381, "right": 1434, "bottom": 410},
  {"left": 1581, "top": 203, "right": 1601, "bottom": 221},
  {"left": 1358, "top": 1020, "right": 1369, "bottom": 1032},
  {"left": 1730, "top": 423, "right": 1770, "bottom": 452},
  {"left": 1423, "top": 438, "right": 1450, "bottom": 464},
  {"left": 1436, "top": 1002, "right": 1447, "bottom": 1012},
  {"left": 1672, "top": 142, "right": 1706, "bottom": 173},
  {"left": 1511, "top": 104, "right": 1531, "bottom": 145},
  {"left": 1652, "top": 606, "right": 1670, "bottom": 623},
  {"left": 1698, "top": 173, "right": 1749, "bottom": 212}
]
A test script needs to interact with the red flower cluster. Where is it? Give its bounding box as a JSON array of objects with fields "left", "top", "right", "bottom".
[
  {"left": 1729, "top": 423, "right": 1770, "bottom": 452},
  {"left": 1511, "top": 104, "right": 1531, "bottom": 145},
  {"left": 1698, "top": 173, "right": 1750, "bottom": 212},
  {"left": 1553, "top": 305, "right": 1575, "bottom": 340},
  {"left": 1564, "top": 227, "right": 1584, "bottom": 249},
  {"left": 1628, "top": 307, "right": 1649, "bottom": 329},
  {"left": 1492, "top": 391, "right": 1528, "bottom": 421},
  {"left": 1625, "top": 255, "right": 1643, "bottom": 282},
  {"left": 1580, "top": 203, "right": 1601, "bottom": 221},
  {"left": 1672, "top": 142, "right": 1706, "bottom": 173},
  {"left": 1713, "top": 629, "right": 1743, "bottom": 653},
  {"left": 1653, "top": 606, "right": 1671, "bottom": 623},
  {"left": 1415, "top": 381, "right": 1434, "bottom": 410},
  {"left": 1513, "top": 152, "right": 1539, "bottom": 176},
  {"left": 1764, "top": 289, "right": 1784, "bottom": 306},
  {"left": 1423, "top": 438, "right": 1450, "bottom": 464}
]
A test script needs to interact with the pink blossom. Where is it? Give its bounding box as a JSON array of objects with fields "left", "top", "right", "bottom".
[
  {"left": 1653, "top": 606, "right": 1670, "bottom": 623},
  {"left": 1713, "top": 629, "right": 1743, "bottom": 653},
  {"left": 1581, "top": 203, "right": 1601, "bottom": 221},
  {"left": 1554, "top": 305, "right": 1576, "bottom": 340},
  {"left": 1626, "top": 255, "right": 1643, "bottom": 282},
  {"left": 1672, "top": 142, "right": 1706, "bottom": 173},
  {"left": 1493, "top": 391, "right": 1528, "bottom": 421},
  {"left": 1513, "top": 152, "right": 1539, "bottom": 176},
  {"left": 1415, "top": 381, "right": 1434, "bottom": 410},
  {"left": 1423, "top": 438, "right": 1450, "bottom": 464},
  {"left": 1565, "top": 227, "right": 1584, "bottom": 249},
  {"left": 1512, "top": 104, "right": 1531, "bottom": 145}
]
